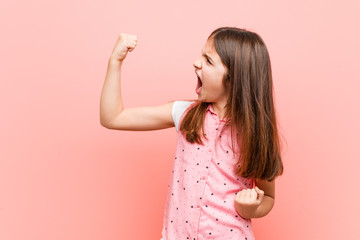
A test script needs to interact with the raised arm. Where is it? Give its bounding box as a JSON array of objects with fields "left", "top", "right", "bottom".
[{"left": 100, "top": 33, "right": 175, "bottom": 131}]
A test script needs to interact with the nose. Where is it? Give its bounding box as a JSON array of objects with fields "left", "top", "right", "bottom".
[{"left": 193, "top": 59, "right": 202, "bottom": 69}]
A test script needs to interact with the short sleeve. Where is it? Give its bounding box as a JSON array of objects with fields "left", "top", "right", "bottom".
[{"left": 172, "top": 101, "right": 195, "bottom": 132}]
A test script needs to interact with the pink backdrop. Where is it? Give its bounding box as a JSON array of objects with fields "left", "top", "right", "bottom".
[{"left": 1, "top": 0, "right": 359, "bottom": 239}]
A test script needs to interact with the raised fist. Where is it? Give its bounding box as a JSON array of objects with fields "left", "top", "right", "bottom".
[{"left": 110, "top": 33, "right": 138, "bottom": 62}]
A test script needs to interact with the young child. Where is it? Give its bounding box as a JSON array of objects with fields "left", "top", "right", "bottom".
[{"left": 100, "top": 26, "right": 284, "bottom": 240}]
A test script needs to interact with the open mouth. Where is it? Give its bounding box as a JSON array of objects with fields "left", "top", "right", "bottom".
[{"left": 195, "top": 75, "right": 203, "bottom": 95}]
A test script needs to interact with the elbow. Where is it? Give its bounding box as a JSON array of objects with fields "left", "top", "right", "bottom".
[
  {"left": 100, "top": 109, "right": 124, "bottom": 129},
  {"left": 100, "top": 117, "right": 113, "bottom": 129},
  {"left": 100, "top": 121, "right": 109, "bottom": 129}
]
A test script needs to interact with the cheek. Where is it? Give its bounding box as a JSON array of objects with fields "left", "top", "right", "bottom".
[{"left": 202, "top": 69, "right": 224, "bottom": 91}]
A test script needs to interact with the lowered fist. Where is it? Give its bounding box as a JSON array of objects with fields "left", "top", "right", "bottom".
[{"left": 234, "top": 186, "right": 265, "bottom": 219}]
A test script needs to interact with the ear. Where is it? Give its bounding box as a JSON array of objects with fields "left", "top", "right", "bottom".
[
  {"left": 224, "top": 74, "right": 231, "bottom": 87},
  {"left": 224, "top": 70, "right": 230, "bottom": 80}
]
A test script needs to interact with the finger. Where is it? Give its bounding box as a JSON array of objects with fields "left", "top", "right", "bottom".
[
  {"left": 244, "top": 189, "right": 251, "bottom": 203},
  {"left": 127, "top": 36, "right": 137, "bottom": 42},
  {"left": 129, "top": 41, "right": 137, "bottom": 47},
  {"left": 128, "top": 34, "right": 137, "bottom": 39},
  {"left": 129, "top": 37, "right": 137, "bottom": 42},
  {"left": 237, "top": 190, "right": 244, "bottom": 200},
  {"left": 255, "top": 187, "right": 264, "bottom": 198},
  {"left": 254, "top": 187, "right": 265, "bottom": 203},
  {"left": 129, "top": 41, "right": 136, "bottom": 47},
  {"left": 127, "top": 42, "right": 136, "bottom": 49},
  {"left": 234, "top": 192, "right": 240, "bottom": 203},
  {"left": 127, "top": 36, "right": 138, "bottom": 43},
  {"left": 249, "top": 189, "right": 255, "bottom": 202},
  {"left": 237, "top": 189, "right": 245, "bottom": 202},
  {"left": 127, "top": 40, "right": 137, "bottom": 47},
  {"left": 250, "top": 189, "right": 257, "bottom": 202},
  {"left": 118, "top": 33, "right": 127, "bottom": 40}
]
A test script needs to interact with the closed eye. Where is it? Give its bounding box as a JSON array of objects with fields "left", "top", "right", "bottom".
[
  {"left": 203, "top": 56, "right": 212, "bottom": 65},
  {"left": 202, "top": 51, "right": 213, "bottom": 65}
]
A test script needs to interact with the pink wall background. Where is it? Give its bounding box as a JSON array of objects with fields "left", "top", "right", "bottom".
[{"left": 1, "top": 0, "right": 359, "bottom": 239}]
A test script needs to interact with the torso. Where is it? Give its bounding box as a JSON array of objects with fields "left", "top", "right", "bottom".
[{"left": 162, "top": 101, "right": 255, "bottom": 240}]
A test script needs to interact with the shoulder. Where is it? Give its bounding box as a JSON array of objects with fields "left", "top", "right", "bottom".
[{"left": 172, "top": 100, "right": 196, "bottom": 132}]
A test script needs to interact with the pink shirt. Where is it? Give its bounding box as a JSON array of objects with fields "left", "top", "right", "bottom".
[{"left": 161, "top": 101, "right": 256, "bottom": 240}]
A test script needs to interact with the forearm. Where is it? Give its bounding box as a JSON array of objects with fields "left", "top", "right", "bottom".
[
  {"left": 235, "top": 195, "right": 274, "bottom": 219},
  {"left": 100, "top": 58, "right": 124, "bottom": 126},
  {"left": 252, "top": 195, "right": 274, "bottom": 218}
]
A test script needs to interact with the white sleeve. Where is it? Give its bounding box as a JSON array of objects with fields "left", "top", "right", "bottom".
[{"left": 172, "top": 101, "right": 195, "bottom": 132}]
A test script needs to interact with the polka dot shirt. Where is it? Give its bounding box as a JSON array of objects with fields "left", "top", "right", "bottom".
[{"left": 161, "top": 101, "right": 255, "bottom": 240}]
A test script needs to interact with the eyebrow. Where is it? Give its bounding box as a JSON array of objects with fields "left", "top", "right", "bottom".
[{"left": 202, "top": 49, "right": 214, "bottom": 63}]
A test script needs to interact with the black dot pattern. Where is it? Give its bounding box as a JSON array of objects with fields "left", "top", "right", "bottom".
[{"left": 161, "top": 102, "right": 255, "bottom": 240}]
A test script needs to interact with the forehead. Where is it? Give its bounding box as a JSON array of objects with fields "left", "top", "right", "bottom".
[
  {"left": 202, "top": 38, "right": 218, "bottom": 59},
  {"left": 202, "top": 38, "right": 215, "bottom": 53}
]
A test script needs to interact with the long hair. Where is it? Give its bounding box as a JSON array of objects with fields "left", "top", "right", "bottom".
[{"left": 180, "top": 27, "right": 284, "bottom": 181}]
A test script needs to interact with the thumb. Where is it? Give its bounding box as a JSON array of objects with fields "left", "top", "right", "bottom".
[{"left": 254, "top": 186, "right": 265, "bottom": 203}]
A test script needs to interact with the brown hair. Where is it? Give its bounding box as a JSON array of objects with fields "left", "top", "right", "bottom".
[{"left": 180, "top": 27, "right": 284, "bottom": 182}]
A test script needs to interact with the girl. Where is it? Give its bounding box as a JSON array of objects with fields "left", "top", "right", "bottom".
[{"left": 100, "top": 27, "right": 284, "bottom": 240}]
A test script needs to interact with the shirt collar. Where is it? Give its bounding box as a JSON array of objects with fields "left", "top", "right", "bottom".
[
  {"left": 206, "top": 103, "right": 216, "bottom": 114},
  {"left": 206, "top": 103, "right": 230, "bottom": 122}
]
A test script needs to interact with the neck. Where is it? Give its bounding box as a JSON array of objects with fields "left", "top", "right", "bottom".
[{"left": 211, "top": 101, "right": 227, "bottom": 120}]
